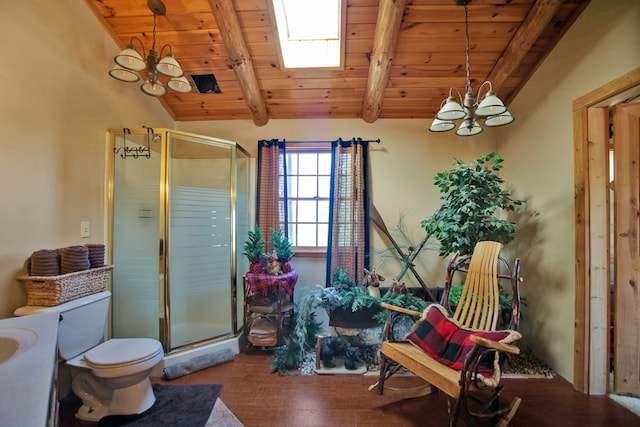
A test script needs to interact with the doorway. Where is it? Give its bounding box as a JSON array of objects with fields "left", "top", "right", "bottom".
[{"left": 573, "top": 67, "right": 640, "bottom": 395}]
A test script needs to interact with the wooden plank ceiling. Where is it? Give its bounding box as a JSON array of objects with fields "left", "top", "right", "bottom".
[{"left": 85, "top": 0, "right": 590, "bottom": 126}]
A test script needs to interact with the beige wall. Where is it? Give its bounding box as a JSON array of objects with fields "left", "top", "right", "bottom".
[
  {"left": 0, "top": 1, "right": 173, "bottom": 317},
  {"left": 498, "top": 0, "right": 640, "bottom": 382},
  {"left": 177, "top": 119, "right": 497, "bottom": 290}
]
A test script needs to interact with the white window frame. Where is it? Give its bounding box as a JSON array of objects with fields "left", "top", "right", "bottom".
[{"left": 283, "top": 146, "right": 332, "bottom": 252}]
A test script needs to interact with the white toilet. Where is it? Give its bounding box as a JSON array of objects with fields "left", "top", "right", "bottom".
[{"left": 14, "top": 290, "right": 164, "bottom": 422}]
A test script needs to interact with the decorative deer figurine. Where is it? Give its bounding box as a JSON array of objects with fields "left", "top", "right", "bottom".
[
  {"left": 362, "top": 268, "right": 385, "bottom": 298},
  {"left": 389, "top": 279, "right": 408, "bottom": 295}
]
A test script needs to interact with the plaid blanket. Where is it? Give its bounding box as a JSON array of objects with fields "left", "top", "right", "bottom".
[
  {"left": 245, "top": 271, "right": 298, "bottom": 298},
  {"left": 405, "top": 304, "right": 519, "bottom": 375}
]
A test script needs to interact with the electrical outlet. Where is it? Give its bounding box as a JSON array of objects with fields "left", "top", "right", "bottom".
[{"left": 80, "top": 221, "right": 90, "bottom": 238}]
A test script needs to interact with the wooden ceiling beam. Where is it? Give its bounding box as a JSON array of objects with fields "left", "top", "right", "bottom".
[
  {"left": 208, "top": 0, "right": 269, "bottom": 126},
  {"left": 361, "top": 0, "right": 409, "bottom": 123},
  {"left": 486, "top": 0, "right": 564, "bottom": 94}
]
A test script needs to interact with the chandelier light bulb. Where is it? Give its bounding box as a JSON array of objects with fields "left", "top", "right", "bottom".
[
  {"left": 436, "top": 96, "right": 465, "bottom": 121},
  {"left": 429, "top": 117, "right": 456, "bottom": 132},
  {"left": 168, "top": 76, "right": 193, "bottom": 93},
  {"left": 141, "top": 80, "right": 167, "bottom": 97},
  {"left": 109, "top": 66, "right": 141, "bottom": 83},
  {"left": 114, "top": 47, "right": 146, "bottom": 71},
  {"left": 476, "top": 90, "right": 507, "bottom": 117},
  {"left": 484, "top": 110, "right": 515, "bottom": 127},
  {"left": 456, "top": 119, "right": 483, "bottom": 136},
  {"left": 157, "top": 53, "right": 184, "bottom": 78}
]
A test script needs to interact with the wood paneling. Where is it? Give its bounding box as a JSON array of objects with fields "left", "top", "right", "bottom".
[{"left": 85, "top": 0, "right": 590, "bottom": 124}]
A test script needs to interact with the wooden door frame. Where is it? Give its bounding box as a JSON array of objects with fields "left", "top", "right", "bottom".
[{"left": 573, "top": 67, "right": 640, "bottom": 394}]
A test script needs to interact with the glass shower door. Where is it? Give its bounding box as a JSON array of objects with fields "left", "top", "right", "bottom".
[
  {"left": 111, "top": 131, "right": 162, "bottom": 340},
  {"left": 166, "top": 134, "right": 233, "bottom": 349}
]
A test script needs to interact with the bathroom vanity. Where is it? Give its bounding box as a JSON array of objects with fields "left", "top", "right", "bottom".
[{"left": 0, "top": 312, "right": 59, "bottom": 426}]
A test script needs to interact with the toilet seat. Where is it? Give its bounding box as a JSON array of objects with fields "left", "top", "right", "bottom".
[
  {"left": 84, "top": 338, "right": 163, "bottom": 368},
  {"left": 67, "top": 338, "right": 164, "bottom": 379}
]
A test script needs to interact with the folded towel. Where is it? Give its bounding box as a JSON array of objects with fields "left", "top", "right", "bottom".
[
  {"left": 60, "top": 245, "right": 90, "bottom": 274},
  {"left": 30, "top": 249, "right": 60, "bottom": 276},
  {"left": 162, "top": 348, "right": 235, "bottom": 380},
  {"left": 85, "top": 243, "right": 106, "bottom": 268}
]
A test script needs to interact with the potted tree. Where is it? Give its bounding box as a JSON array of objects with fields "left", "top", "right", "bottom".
[
  {"left": 242, "top": 224, "right": 265, "bottom": 274},
  {"left": 421, "top": 152, "right": 524, "bottom": 258},
  {"left": 421, "top": 152, "right": 525, "bottom": 326},
  {"left": 270, "top": 228, "right": 295, "bottom": 273}
]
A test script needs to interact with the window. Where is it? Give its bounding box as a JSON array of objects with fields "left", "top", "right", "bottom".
[
  {"left": 284, "top": 149, "right": 332, "bottom": 249},
  {"left": 269, "top": 0, "right": 345, "bottom": 68}
]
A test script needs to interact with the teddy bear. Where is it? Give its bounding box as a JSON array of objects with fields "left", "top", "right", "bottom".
[{"left": 265, "top": 252, "right": 282, "bottom": 276}]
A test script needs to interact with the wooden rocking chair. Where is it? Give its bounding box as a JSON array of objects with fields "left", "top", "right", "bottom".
[{"left": 369, "top": 241, "right": 523, "bottom": 427}]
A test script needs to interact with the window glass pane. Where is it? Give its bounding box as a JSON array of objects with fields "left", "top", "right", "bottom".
[
  {"left": 287, "top": 200, "right": 297, "bottom": 222},
  {"left": 297, "top": 224, "right": 318, "bottom": 246},
  {"left": 287, "top": 175, "right": 298, "bottom": 197},
  {"left": 317, "top": 224, "right": 328, "bottom": 246},
  {"left": 298, "top": 176, "right": 318, "bottom": 197},
  {"left": 271, "top": 0, "right": 342, "bottom": 69},
  {"left": 318, "top": 176, "right": 330, "bottom": 197},
  {"left": 318, "top": 153, "right": 332, "bottom": 174},
  {"left": 317, "top": 200, "right": 329, "bottom": 222},
  {"left": 298, "top": 200, "right": 318, "bottom": 222},
  {"left": 286, "top": 153, "right": 298, "bottom": 175},
  {"left": 288, "top": 224, "right": 297, "bottom": 246},
  {"left": 298, "top": 153, "right": 318, "bottom": 175}
]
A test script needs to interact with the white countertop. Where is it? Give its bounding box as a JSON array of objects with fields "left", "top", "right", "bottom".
[{"left": 0, "top": 311, "right": 59, "bottom": 427}]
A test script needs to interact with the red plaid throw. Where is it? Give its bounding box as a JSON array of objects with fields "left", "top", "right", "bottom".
[
  {"left": 405, "top": 304, "right": 517, "bottom": 375},
  {"left": 246, "top": 271, "right": 298, "bottom": 298}
]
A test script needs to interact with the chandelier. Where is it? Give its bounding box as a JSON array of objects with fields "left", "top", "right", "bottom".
[
  {"left": 108, "top": 0, "right": 192, "bottom": 97},
  {"left": 429, "top": 0, "right": 514, "bottom": 136}
]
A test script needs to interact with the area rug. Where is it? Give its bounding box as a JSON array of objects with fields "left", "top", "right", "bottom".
[
  {"left": 206, "top": 399, "right": 244, "bottom": 427},
  {"left": 98, "top": 384, "right": 223, "bottom": 427}
]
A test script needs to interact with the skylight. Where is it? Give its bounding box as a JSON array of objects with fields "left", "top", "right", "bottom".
[{"left": 270, "top": 0, "right": 344, "bottom": 69}]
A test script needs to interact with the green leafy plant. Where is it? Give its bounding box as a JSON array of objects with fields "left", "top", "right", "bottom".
[
  {"left": 271, "top": 268, "right": 429, "bottom": 373},
  {"left": 372, "top": 290, "right": 429, "bottom": 325},
  {"left": 421, "top": 152, "right": 524, "bottom": 258},
  {"left": 270, "top": 228, "right": 295, "bottom": 261},
  {"left": 242, "top": 224, "right": 265, "bottom": 263},
  {"left": 272, "top": 311, "right": 323, "bottom": 374},
  {"left": 447, "top": 282, "right": 525, "bottom": 328}
]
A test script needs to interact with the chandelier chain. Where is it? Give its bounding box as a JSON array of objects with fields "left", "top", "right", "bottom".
[
  {"left": 429, "top": 0, "right": 513, "bottom": 135},
  {"left": 464, "top": 3, "right": 471, "bottom": 93},
  {"left": 151, "top": 13, "right": 157, "bottom": 51}
]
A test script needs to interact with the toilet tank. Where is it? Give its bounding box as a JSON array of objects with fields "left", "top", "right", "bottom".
[{"left": 14, "top": 291, "right": 111, "bottom": 360}]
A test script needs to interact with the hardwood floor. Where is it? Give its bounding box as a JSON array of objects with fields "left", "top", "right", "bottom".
[{"left": 59, "top": 351, "right": 639, "bottom": 426}]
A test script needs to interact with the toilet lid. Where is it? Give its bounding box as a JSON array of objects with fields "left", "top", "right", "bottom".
[{"left": 84, "top": 338, "right": 162, "bottom": 367}]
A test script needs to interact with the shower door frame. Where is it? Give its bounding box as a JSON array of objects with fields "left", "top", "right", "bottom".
[{"left": 106, "top": 128, "right": 249, "bottom": 354}]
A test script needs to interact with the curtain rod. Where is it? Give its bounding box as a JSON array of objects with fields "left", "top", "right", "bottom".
[{"left": 258, "top": 138, "right": 381, "bottom": 144}]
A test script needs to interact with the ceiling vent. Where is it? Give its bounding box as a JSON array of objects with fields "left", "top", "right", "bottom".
[{"left": 191, "top": 74, "right": 222, "bottom": 94}]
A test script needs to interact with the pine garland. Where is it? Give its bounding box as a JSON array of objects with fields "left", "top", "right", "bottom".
[{"left": 271, "top": 268, "right": 430, "bottom": 373}]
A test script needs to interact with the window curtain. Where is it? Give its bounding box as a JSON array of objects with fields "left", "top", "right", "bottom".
[
  {"left": 256, "top": 139, "right": 288, "bottom": 252},
  {"left": 326, "top": 138, "right": 370, "bottom": 286}
]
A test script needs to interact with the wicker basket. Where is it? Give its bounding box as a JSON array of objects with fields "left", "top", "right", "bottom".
[{"left": 17, "top": 265, "right": 114, "bottom": 306}]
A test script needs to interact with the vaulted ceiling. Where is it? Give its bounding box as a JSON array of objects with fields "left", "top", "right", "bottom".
[{"left": 85, "top": 0, "right": 590, "bottom": 126}]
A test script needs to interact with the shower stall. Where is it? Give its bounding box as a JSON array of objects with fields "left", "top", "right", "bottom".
[{"left": 106, "top": 128, "right": 251, "bottom": 356}]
